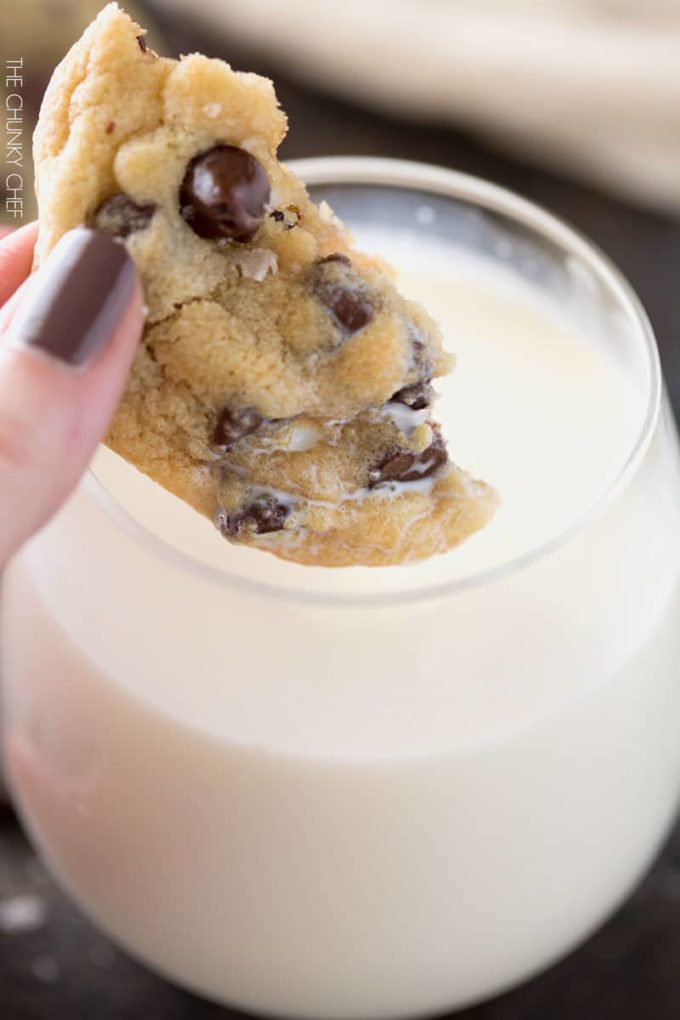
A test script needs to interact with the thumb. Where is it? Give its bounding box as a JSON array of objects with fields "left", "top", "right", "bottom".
[{"left": 0, "top": 227, "right": 143, "bottom": 565}]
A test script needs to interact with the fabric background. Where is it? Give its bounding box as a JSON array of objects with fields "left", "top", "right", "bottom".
[{"left": 161, "top": 0, "right": 680, "bottom": 213}]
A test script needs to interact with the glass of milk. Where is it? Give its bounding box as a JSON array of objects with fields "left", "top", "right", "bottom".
[{"left": 2, "top": 158, "right": 679, "bottom": 1019}]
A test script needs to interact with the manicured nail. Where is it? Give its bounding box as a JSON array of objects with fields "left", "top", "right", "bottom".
[{"left": 9, "top": 227, "right": 135, "bottom": 367}]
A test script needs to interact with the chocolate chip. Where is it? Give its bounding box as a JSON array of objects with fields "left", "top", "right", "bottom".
[
  {"left": 180, "top": 145, "right": 270, "bottom": 243},
  {"left": 213, "top": 406, "right": 264, "bottom": 448},
  {"left": 325, "top": 289, "right": 373, "bottom": 335},
  {"left": 310, "top": 256, "right": 373, "bottom": 336},
  {"left": 105, "top": 121, "right": 115, "bottom": 135},
  {"left": 269, "top": 206, "right": 299, "bottom": 231},
  {"left": 391, "top": 382, "right": 433, "bottom": 411},
  {"left": 368, "top": 430, "right": 448, "bottom": 488},
  {"left": 219, "top": 496, "right": 290, "bottom": 538},
  {"left": 94, "top": 194, "right": 156, "bottom": 238},
  {"left": 137, "top": 35, "right": 147, "bottom": 53}
]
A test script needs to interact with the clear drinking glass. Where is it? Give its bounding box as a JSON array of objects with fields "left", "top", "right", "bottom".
[{"left": 2, "top": 158, "right": 680, "bottom": 1020}]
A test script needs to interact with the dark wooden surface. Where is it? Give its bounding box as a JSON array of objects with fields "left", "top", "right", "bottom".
[{"left": 2, "top": 6, "right": 680, "bottom": 1018}]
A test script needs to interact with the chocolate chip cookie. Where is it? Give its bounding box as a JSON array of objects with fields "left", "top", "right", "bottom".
[{"left": 34, "top": 3, "right": 497, "bottom": 566}]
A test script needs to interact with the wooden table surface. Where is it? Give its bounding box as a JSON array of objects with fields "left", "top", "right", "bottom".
[{"left": 2, "top": 6, "right": 680, "bottom": 1017}]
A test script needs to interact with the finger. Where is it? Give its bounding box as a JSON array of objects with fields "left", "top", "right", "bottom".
[
  {"left": 0, "top": 222, "right": 38, "bottom": 306},
  {"left": 0, "top": 275, "right": 31, "bottom": 335},
  {"left": 0, "top": 227, "right": 143, "bottom": 564}
]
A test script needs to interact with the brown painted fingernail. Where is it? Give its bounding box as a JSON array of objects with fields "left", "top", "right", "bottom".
[{"left": 9, "top": 227, "right": 136, "bottom": 367}]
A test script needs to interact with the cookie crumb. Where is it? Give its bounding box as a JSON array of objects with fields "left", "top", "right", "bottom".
[
  {"left": 31, "top": 955, "right": 60, "bottom": 984},
  {"left": 0, "top": 894, "right": 48, "bottom": 934}
]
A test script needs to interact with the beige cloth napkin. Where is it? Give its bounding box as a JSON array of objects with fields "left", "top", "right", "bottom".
[{"left": 163, "top": 0, "right": 680, "bottom": 212}]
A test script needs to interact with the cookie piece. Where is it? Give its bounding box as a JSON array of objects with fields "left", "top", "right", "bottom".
[{"left": 34, "top": 3, "right": 497, "bottom": 567}]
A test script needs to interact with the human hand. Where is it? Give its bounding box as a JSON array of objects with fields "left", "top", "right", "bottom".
[{"left": 0, "top": 224, "right": 144, "bottom": 567}]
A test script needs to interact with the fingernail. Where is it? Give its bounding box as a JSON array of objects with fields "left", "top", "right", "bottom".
[{"left": 9, "top": 227, "right": 136, "bottom": 367}]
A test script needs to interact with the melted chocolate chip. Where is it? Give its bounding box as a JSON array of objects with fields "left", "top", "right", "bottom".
[
  {"left": 318, "top": 252, "right": 351, "bottom": 266},
  {"left": 180, "top": 145, "right": 270, "bottom": 243},
  {"left": 94, "top": 194, "right": 156, "bottom": 238},
  {"left": 406, "top": 321, "right": 429, "bottom": 377},
  {"left": 270, "top": 210, "right": 285, "bottom": 223},
  {"left": 137, "top": 35, "right": 147, "bottom": 53},
  {"left": 310, "top": 256, "right": 373, "bottom": 336},
  {"left": 219, "top": 496, "right": 290, "bottom": 538},
  {"left": 391, "top": 382, "right": 433, "bottom": 411},
  {"left": 105, "top": 121, "right": 115, "bottom": 135},
  {"left": 213, "top": 406, "right": 264, "bottom": 448},
  {"left": 368, "top": 430, "right": 448, "bottom": 488}
]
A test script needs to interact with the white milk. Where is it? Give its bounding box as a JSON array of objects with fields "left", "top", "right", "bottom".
[{"left": 3, "top": 230, "right": 680, "bottom": 1019}]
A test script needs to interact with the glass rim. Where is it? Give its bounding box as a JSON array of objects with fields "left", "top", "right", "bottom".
[{"left": 88, "top": 156, "right": 662, "bottom": 608}]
